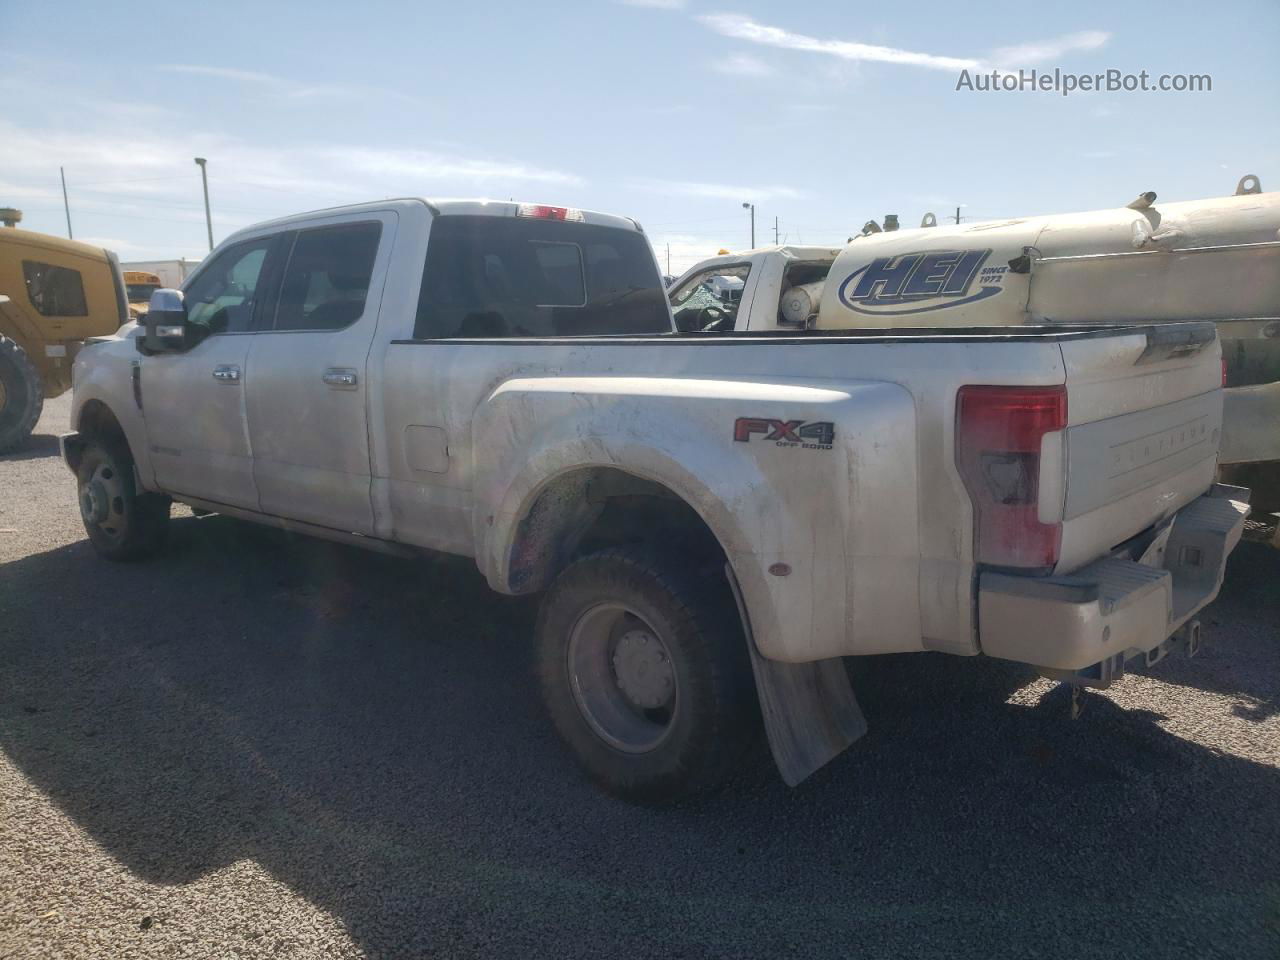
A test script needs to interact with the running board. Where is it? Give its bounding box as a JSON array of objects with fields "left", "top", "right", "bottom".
[
  {"left": 176, "top": 495, "right": 418, "bottom": 558},
  {"left": 726, "top": 564, "right": 867, "bottom": 786}
]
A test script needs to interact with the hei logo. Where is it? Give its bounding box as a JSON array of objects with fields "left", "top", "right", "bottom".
[
  {"left": 734, "top": 418, "right": 835, "bottom": 450},
  {"left": 837, "top": 248, "right": 1004, "bottom": 316}
]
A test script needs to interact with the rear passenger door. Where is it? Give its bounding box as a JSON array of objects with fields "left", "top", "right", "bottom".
[{"left": 244, "top": 212, "right": 395, "bottom": 535}]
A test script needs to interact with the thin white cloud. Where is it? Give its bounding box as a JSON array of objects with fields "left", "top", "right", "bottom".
[
  {"left": 989, "top": 30, "right": 1110, "bottom": 67},
  {"left": 712, "top": 54, "right": 776, "bottom": 77},
  {"left": 325, "top": 147, "right": 582, "bottom": 185},
  {"left": 0, "top": 119, "right": 586, "bottom": 256},
  {"left": 155, "top": 63, "right": 420, "bottom": 105},
  {"left": 632, "top": 178, "right": 802, "bottom": 202},
  {"left": 157, "top": 64, "right": 282, "bottom": 85},
  {"left": 698, "top": 13, "right": 979, "bottom": 72},
  {"left": 698, "top": 14, "right": 1110, "bottom": 74}
]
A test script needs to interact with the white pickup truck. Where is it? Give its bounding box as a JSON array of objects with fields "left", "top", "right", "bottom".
[{"left": 62, "top": 198, "right": 1249, "bottom": 801}]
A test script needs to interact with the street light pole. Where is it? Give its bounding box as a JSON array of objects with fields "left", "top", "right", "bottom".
[
  {"left": 194, "top": 157, "right": 213, "bottom": 251},
  {"left": 742, "top": 201, "right": 755, "bottom": 248}
]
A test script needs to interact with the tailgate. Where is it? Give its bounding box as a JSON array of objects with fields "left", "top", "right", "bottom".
[{"left": 1053, "top": 323, "right": 1223, "bottom": 572}]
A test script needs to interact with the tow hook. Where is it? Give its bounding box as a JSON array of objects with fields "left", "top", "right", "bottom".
[
  {"left": 1070, "top": 685, "right": 1088, "bottom": 720},
  {"left": 1175, "top": 619, "right": 1203, "bottom": 659}
]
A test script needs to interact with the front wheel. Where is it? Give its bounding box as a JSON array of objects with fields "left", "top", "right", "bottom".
[
  {"left": 536, "top": 547, "right": 758, "bottom": 802},
  {"left": 0, "top": 335, "right": 43, "bottom": 454},
  {"left": 76, "top": 440, "right": 170, "bottom": 561}
]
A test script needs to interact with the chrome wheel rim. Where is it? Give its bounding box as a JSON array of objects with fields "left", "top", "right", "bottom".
[
  {"left": 567, "top": 602, "right": 678, "bottom": 754},
  {"left": 79, "top": 460, "right": 127, "bottom": 541}
]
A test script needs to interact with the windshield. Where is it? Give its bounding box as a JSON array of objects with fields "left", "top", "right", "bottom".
[
  {"left": 126, "top": 283, "right": 160, "bottom": 303},
  {"left": 668, "top": 263, "right": 751, "bottom": 332}
]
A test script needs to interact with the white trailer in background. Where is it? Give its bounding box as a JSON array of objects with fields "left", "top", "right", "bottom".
[
  {"left": 120, "top": 258, "right": 202, "bottom": 290},
  {"left": 669, "top": 176, "right": 1280, "bottom": 515}
]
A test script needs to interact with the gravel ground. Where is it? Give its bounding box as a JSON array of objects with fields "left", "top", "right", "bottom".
[{"left": 2, "top": 395, "right": 1278, "bottom": 960}]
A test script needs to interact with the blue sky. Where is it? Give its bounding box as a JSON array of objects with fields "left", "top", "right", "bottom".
[{"left": 2, "top": 0, "right": 1277, "bottom": 273}]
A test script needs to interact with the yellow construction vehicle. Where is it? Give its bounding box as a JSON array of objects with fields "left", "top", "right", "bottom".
[{"left": 0, "top": 218, "right": 129, "bottom": 452}]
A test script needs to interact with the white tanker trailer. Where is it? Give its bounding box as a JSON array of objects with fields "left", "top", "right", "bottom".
[
  {"left": 815, "top": 175, "right": 1278, "bottom": 329},
  {"left": 667, "top": 175, "right": 1280, "bottom": 515}
]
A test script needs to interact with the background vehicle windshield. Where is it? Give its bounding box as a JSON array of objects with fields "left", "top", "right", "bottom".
[
  {"left": 669, "top": 264, "right": 751, "bottom": 332},
  {"left": 125, "top": 283, "right": 159, "bottom": 302}
]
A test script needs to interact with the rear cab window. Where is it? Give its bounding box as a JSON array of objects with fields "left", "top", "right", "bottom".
[{"left": 413, "top": 216, "right": 670, "bottom": 338}]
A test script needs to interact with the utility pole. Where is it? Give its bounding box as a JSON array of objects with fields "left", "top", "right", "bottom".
[
  {"left": 194, "top": 157, "right": 213, "bottom": 251},
  {"left": 773, "top": 216, "right": 779, "bottom": 245},
  {"left": 742, "top": 201, "right": 755, "bottom": 248},
  {"left": 60, "top": 167, "right": 73, "bottom": 239},
  {"left": 953, "top": 206, "right": 962, "bottom": 225}
]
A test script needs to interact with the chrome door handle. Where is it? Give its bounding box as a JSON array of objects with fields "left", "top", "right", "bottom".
[
  {"left": 322, "top": 367, "right": 359, "bottom": 389},
  {"left": 212, "top": 364, "right": 241, "bottom": 383}
]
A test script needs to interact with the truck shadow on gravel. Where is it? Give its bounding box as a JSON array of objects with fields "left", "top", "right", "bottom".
[
  {"left": 1, "top": 516, "right": 1277, "bottom": 959},
  {"left": 1131, "top": 542, "right": 1280, "bottom": 723},
  {"left": 0, "top": 431, "right": 62, "bottom": 463}
]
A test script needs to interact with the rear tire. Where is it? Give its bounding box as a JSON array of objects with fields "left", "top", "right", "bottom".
[
  {"left": 0, "top": 335, "right": 43, "bottom": 454},
  {"left": 76, "top": 439, "right": 170, "bottom": 561},
  {"left": 536, "top": 547, "right": 758, "bottom": 802}
]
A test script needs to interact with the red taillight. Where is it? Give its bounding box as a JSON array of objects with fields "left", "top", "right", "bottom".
[
  {"left": 955, "top": 385, "right": 1067, "bottom": 570},
  {"left": 516, "top": 203, "right": 585, "bottom": 222}
]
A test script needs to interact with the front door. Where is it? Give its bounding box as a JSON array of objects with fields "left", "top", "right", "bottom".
[
  {"left": 142, "top": 234, "right": 278, "bottom": 509},
  {"left": 244, "top": 213, "right": 393, "bottom": 535}
]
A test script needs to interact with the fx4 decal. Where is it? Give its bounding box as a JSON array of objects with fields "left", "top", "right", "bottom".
[{"left": 734, "top": 418, "right": 835, "bottom": 450}]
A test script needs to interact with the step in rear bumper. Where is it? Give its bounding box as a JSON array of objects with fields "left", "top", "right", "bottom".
[{"left": 977, "top": 485, "right": 1249, "bottom": 672}]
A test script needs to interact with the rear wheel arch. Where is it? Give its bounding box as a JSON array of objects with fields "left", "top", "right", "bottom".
[{"left": 502, "top": 466, "right": 736, "bottom": 595}]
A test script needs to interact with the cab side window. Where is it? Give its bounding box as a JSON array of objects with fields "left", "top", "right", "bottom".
[
  {"left": 184, "top": 238, "right": 274, "bottom": 336},
  {"left": 272, "top": 222, "right": 381, "bottom": 331},
  {"left": 22, "top": 261, "right": 88, "bottom": 317}
]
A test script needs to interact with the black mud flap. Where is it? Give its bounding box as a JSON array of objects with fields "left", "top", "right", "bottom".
[{"left": 726, "top": 565, "right": 867, "bottom": 786}]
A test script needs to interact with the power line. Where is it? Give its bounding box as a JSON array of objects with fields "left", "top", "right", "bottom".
[
  {"left": 72, "top": 175, "right": 190, "bottom": 187},
  {"left": 16, "top": 205, "right": 246, "bottom": 226}
]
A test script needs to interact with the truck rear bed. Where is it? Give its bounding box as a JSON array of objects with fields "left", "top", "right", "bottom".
[{"left": 391, "top": 318, "right": 1233, "bottom": 665}]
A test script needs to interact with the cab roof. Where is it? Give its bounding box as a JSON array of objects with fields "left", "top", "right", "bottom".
[
  {"left": 0, "top": 227, "right": 113, "bottom": 261},
  {"left": 226, "top": 198, "right": 643, "bottom": 242},
  {"left": 668, "top": 245, "right": 846, "bottom": 288}
]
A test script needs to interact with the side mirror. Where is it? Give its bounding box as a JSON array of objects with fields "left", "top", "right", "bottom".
[{"left": 137, "top": 289, "right": 189, "bottom": 354}]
